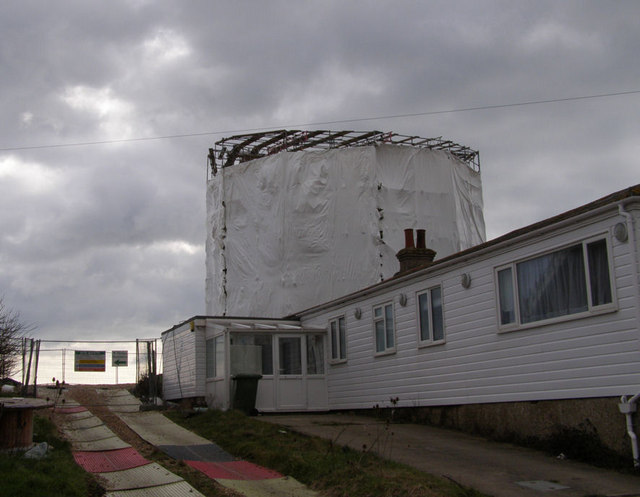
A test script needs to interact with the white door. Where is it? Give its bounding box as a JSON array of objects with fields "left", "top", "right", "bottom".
[{"left": 275, "top": 336, "right": 306, "bottom": 410}]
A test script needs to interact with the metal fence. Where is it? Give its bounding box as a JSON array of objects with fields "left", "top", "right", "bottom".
[{"left": 8, "top": 339, "right": 161, "bottom": 393}]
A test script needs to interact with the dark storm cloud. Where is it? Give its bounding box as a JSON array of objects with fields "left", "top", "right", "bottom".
[{"left": 1, "top": 0, "right": 639, "bottom": 340}]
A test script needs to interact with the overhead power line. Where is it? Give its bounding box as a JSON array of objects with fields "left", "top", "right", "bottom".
[{"left": 1, "top": 89, "right": 638, "bottom": 153}]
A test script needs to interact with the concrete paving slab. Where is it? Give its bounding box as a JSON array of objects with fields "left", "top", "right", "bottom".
[
  {"left": 98, "top": 388, "right": 131, "bottom": 397},
  {"left": 73, "top": 447, "right": 150, "bottom": 473},
  {"left": 63, "top": 415, "right": 104, "bottom": 430},
  {"left": 60, "top": 409, "right": 94, "bottom": 420},
  {"left": 218, "top": 477, "right": 318, "bottom": 497},
  {"left": 117, "top": 411, "right": 210, "bottom": 446},
  {"left": 186, "top": 460, "right": 282, "bottom": 480},
  {"left": 56, "top": 406, "right": 88, "bottom": 414},
  {"left": 63, "top": 424, "right": 117, "bottom": 443},
  {"left": 105, "top": 480, "right": 207, "bottom": 497},
  {"left": 96, "top": 462, "right": 183, "bottom": 490},
  {"left": 262, "top": 413, "right": 640, "bottom": 497},
  {"left": 157, "top": 444, "right": 234, "bottom": 462},
  {"left": 103, "top": 389, "right": 142, "bottom": 413},
  {"left": 73, "top": 436, "right": 131, "bottom": 451}
]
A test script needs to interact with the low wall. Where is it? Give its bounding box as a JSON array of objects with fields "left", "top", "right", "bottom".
[{"left": 372, "top": 397, "right": 637, "bottom": 464}]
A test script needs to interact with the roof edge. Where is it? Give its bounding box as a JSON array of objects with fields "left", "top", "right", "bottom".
[{"left": 291, "top": 184, "right": 640, "bottom": 318}]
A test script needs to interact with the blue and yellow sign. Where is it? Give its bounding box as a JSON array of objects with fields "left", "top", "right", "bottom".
[{"left": 74, "top": 351, "right": 106, "bottom": 372}]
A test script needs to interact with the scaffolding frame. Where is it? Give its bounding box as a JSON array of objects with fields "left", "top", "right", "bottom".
[{"left": 208, "top": 129, "right": 480, "bottom": 178}]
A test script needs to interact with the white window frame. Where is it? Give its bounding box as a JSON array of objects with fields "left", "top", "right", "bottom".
[
  {"left": 328, "top": 316, "right": 347, "bottom": 364},
  {"left": 206, "top": 334, "right": 225, "bottom": 379},
  {"left": 373, "top": 302, "right": 396, "bottom": 356},
  {"left": 495, "top": 235, "right": 616, "bottom": 332},
  {"left": 416, "top": 285, "right": 446, "bottom": 347},
  {"left": 306, "top": 334, "right": 326, "bottom": 375}
]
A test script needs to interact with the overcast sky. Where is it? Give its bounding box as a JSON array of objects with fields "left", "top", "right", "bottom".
[{"left": 1, "top": 1, "right": 638, "bottom": 341}]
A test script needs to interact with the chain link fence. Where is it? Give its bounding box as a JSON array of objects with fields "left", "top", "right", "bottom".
[{"left": 4, "top": 339, "right": 161, "bottom": 397}]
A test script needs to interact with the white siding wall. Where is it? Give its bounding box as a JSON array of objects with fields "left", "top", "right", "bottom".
[
  {"left": 161, "top": 324, "right": 206, "bottom": 400},
  {"left": 301, "top": 208, "right": 640, "bottom": 410}
]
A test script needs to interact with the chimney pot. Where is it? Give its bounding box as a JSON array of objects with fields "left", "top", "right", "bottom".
[
  {"left": 404, "top": 229, "right": 415, "bottom": 249},
  {"left": 395, "top": 228, "right": 436, "bottom": 276}
]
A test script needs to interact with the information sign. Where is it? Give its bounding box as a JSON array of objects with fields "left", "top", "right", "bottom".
[
  {"left": 112, "top": 350, "right": 128, "bottom": 367},
  {"left": 74, "top": 351, "right": 106, "bottom": 372}
]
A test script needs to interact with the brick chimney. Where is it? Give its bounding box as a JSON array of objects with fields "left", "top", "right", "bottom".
[{"left": 395, "top": 229, "right": 436, "bottom": 275}]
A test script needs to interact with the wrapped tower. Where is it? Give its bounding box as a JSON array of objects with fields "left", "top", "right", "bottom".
[{"left": 206, "top": 130, "right": 485, "bottom": 317}]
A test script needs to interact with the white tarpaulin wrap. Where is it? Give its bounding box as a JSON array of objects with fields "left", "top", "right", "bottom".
[{"left": 206, "top": 144, "right": 484, "bottom": 318}]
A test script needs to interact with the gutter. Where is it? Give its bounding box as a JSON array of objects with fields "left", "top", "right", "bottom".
[{"left": 618, "top": 201, "right": 640, "bottom": 467}]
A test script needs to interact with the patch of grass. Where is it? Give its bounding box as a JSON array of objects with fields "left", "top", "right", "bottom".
[
  {"left": 166, "top": 409, "right": 487, "bottom": 497},
  {"left": 0, "top": 414, "right": 104, "bottom": 497}
]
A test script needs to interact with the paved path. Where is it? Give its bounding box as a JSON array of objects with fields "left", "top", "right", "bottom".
[
  {"left": 262, "top": 413, "right": 640, "bottom": 497},
  {"left": 103, "top": 389, "right": 317, "bottom": 497},
  {"left": 55, "top": 398, "right": 206, "bottom": 497}
]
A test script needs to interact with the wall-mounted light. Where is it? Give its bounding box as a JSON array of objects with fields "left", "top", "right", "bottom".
[
  {"left": 614, "top": 222, "right": 628, "bottom": 242},
  {"left": 399, "top": 293, "right": 408, "bottom": 307},
  {"left": 461, "top": 273, "right": 472, "bottom": 289},
  {"left": 354, "top": 307, "right": 362, "bottom": 320}
]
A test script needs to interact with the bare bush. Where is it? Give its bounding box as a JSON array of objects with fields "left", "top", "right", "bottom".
[{"left": 0, "top": 297, "right": 33, "bottom": 378}]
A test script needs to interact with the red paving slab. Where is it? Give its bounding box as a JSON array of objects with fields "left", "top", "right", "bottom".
[
  {"left": 73, "top": 447, "right": 150, "bottom": 473},
  {"left": 186, "top": 460, "right": 282, "bottom": 480}
]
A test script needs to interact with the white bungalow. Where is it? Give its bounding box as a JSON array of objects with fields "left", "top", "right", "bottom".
[
  {"left": 162, "top": 184, "right": 640, "bottom": 456},
  {"left": 296, "top": 185, "right": 640, "bottom": 411}
]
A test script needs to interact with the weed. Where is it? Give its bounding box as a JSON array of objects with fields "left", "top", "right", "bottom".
[{"left": 167, "top": 408, "right": 491, "bottom": 497}]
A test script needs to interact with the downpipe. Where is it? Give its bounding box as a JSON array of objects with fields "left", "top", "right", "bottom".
[
  {"left": 617, "top": 202, "right": 640, "bottom": 467},
  {"left": 619, "top": 394, "right": 640, "bottom": 468}
]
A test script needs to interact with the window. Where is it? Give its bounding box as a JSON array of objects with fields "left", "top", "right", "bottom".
[
  {"left": 279, "top": 337, "right": 302, "bottom": 375},
  {"left": 329, "top": 316, "right": 346, "bottom": 362},
  {"left": 215, "top": 335, "right": 224, "bottom": 376},
  {"left": 206, "top": 335, "right": 225, "bottom": 378},
  {"left": 306, "top": 335, "right": 325, "bottom": 374},
  {"left": 418, "top": 286, "right": 445, "bottom": 345},
  {"left": 206, "top": 338, "right": 214, "bottom": 378},
  {"left": 230, "top": 334, "right": 273, "bottom": 375},
  {"left": 497, "top": 238, "right": 613, "bottom": 329},
  {"left": 373, "top": 303, "right": 395, "bottom": 354}
]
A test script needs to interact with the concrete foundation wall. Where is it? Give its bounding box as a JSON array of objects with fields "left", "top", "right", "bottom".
[{"left": 387, "top": 397, "right": 636, "bottom": 458}]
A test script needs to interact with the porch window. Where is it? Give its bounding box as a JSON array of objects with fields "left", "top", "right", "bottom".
[
  {"left": 373, "top": 302, "right": 395, "bottom": 354},
  {"left": 206, "top": 338, "right": 214, "bottom": 378},
  {"left": 417, "top": 285, "right": 444, "bottom": 345},
  {"left": 230, "top": 334, "right": 273, "bottom": 375},
  {"left": 279, "top": 337, "right": 302, "bottom": 375},
  {"left": 306, "top": 335, "right": 325, "bottom": 375},
  {"left": 206, "top": 335, "right": 225, "bottom": 378},
  {"left": 215, "top": 335, "right": 224, "bottom": 377},
  {"left": 329, "top": 316, "right": 346, "bottom": 362},
  {"left": 497, "top": 237, "right": 614, "bottom": 328}
]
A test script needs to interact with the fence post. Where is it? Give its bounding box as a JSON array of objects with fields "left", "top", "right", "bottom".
[
  {"left": 22, "top": 339, "right": 34, "bottom": 396},
  {"left": 33, "top": 340, "right": 41, "bottom": 397}
]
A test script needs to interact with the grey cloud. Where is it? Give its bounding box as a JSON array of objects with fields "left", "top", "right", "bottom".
[{"left": 1, "top": 0, "right": 639, "bottom": 341}]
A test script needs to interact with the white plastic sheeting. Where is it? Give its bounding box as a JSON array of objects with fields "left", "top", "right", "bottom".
[{"left": 206, "top": 144, "right": 484, "bottom": 318}]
